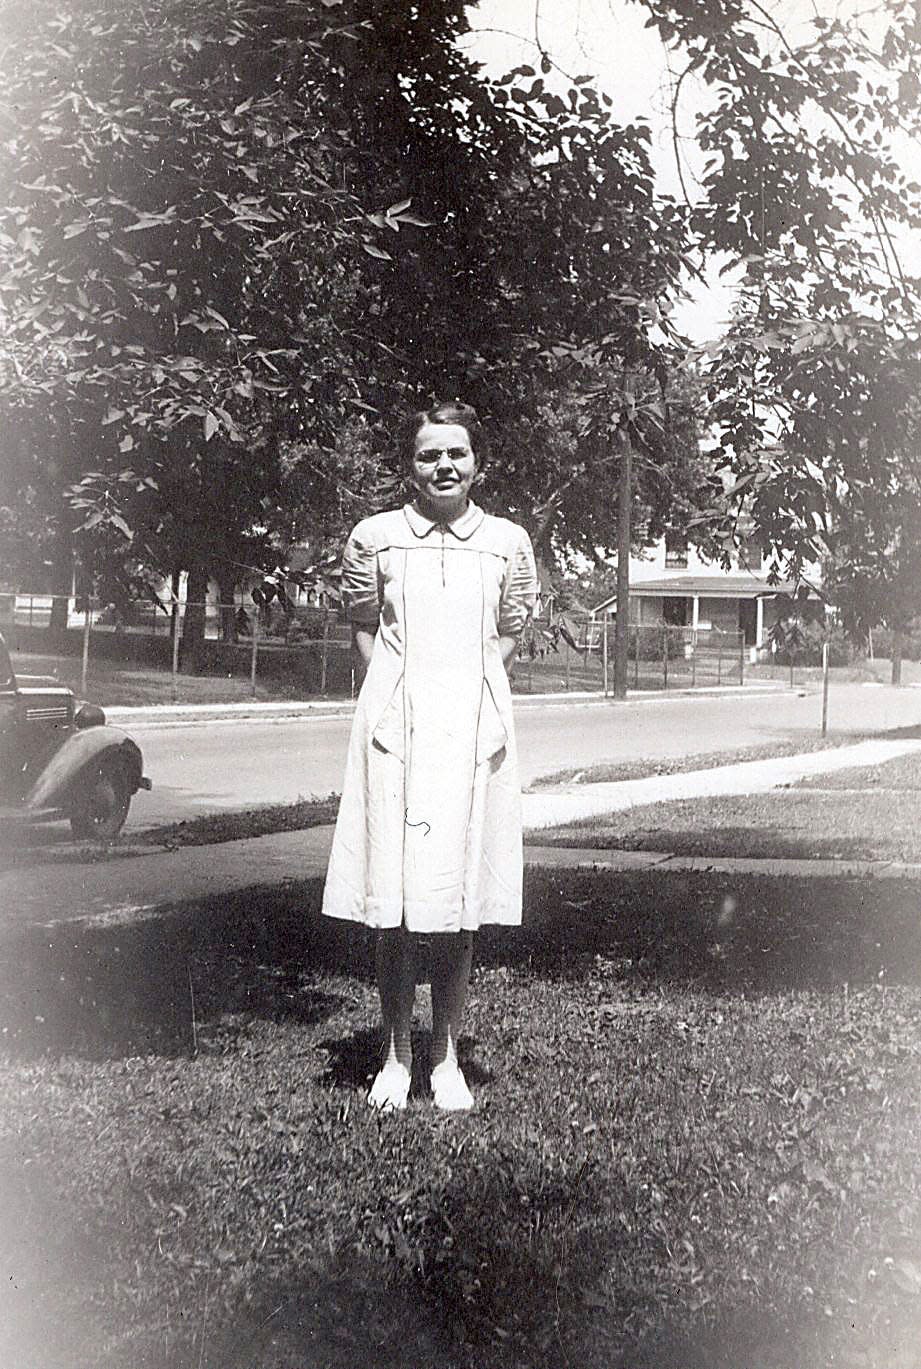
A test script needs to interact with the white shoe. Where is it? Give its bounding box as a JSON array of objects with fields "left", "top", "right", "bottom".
[
  {"left": 367, "top": 1060, "right": 411, "bottom": 1111},
  {"left": 431, "top": 1060, "right": 474, "bottom": 1111}
]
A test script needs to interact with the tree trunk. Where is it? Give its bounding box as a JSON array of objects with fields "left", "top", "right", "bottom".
[
  {"left": 891, "top": 628, "right": 903, "bottom": 686},
  {"left": 181, "top": 563, "right": 209, "bottom": 671}
]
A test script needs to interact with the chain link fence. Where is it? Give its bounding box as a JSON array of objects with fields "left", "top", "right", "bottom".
[
  {"left": 515, "top": 617, "right": 745, "bottom": 694},
  {"left": 1, "top": 594, "right": 745, "bottom": 700},
  {"left": 1, "top": 592, "right": 354, "bottom": 699}
]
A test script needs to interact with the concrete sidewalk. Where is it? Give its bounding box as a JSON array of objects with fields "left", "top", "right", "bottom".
[
  {"left": 2, "top": 823, "right": 919, "bottom": 938},
  {"left": 2, "top": 736, "right": 919, "bottom": 935}
]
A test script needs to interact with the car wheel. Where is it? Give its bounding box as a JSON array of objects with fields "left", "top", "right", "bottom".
[{"left": 69, "top": 762, "right": 131, "bottom": 840}]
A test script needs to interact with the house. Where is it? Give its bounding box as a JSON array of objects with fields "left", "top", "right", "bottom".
[{"left": 591, "top": 532, "right": 823, "bottom": 654}]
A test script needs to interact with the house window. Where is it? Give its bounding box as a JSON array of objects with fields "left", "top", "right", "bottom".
[{"left": 664, "top": 532, "right": 688, "bottom": 569}]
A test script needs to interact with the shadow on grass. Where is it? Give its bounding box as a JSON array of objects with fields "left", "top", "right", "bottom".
[
  {"left": 198, "top": 1149, "right": 862, "bottom": 1369},
  {"left": 201, "top": 1256, "right": 461, "bottom": 1369},
  {"left": 1, "top": 865, "right": 920, "bottom": 1063},
  {"left": 0, "top": 879, "right": 351, "bottom": 1061}
]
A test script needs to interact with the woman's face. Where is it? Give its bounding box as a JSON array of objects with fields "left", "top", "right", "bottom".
[{"left": 411, "top": 421, "right": 477, "bottom": 518}]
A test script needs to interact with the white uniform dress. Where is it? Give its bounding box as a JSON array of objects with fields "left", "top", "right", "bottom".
[{"left": 321, "top": 501, "right": 537, "bottom": 934}]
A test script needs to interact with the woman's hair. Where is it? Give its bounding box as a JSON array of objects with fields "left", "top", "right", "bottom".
[{"left": 397, "top": 400, "right": 489, "bottom": 470}]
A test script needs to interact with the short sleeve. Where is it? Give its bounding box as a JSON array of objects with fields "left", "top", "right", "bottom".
[
  {"left": 498, "top": 527, "right": 538, "bottom": 636},
  {"left": 339, "top": 524, "right": 380, "bottom": 627}
]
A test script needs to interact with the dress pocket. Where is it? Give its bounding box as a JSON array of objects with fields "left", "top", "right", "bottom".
[
  {"left": 475, "top": 674, "right": 509, "bottom": 763},
  {"left": 370, "top": 674, "right": 405, "bottom": 759}
]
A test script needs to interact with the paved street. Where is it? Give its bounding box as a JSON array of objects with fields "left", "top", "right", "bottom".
[{"left": 121, "top": 681, "right": 921, "bottom": 831}]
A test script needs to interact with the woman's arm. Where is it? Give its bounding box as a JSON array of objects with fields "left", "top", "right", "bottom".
[
  {"left": 497, "top": 529, "right": 538, "bottom": 676},
  {"left": 353, "top": 625, "right": 377, "bottom": 685},
  {"left": 499, "top": 634, "right": 519, "bottom": 674}
]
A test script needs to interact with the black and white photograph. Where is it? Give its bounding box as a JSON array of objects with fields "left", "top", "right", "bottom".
[{"left": 1, "top": 0, "right": 920, "bottom": 1365}]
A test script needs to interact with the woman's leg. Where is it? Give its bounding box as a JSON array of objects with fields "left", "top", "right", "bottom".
[
  {"left": 367, "top": 926, "right": 416, "bottom": 1109},
  {"left": 430, "top": 931, "right": 475, "bottom": 1110}
]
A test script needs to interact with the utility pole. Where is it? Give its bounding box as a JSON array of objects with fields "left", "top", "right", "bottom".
[{"left": 612, "top": 364, "right": 637, "bottom": 700}]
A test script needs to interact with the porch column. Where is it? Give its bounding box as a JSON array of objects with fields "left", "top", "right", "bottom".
[
  {"left": 756, "top": 595, "right": 764, "bottom": 646},
  {"left": 691, "top": 596, "right": 700, "bottom": 632}
]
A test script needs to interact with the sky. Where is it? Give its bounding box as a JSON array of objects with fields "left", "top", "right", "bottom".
[{"left": 460, "top": 0, "right": 918, "bottom": 341}]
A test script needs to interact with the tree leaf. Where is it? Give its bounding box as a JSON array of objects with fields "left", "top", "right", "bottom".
[{"left": 394, "top": 211, "right": 434, "bottom": 227}]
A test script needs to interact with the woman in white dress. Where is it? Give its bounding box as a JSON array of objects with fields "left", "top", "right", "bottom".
[{"left": 321, "top": 401, "right": 537, "bottom": 1111}]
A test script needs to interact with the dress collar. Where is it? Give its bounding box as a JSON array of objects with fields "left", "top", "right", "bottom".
[{"left": 403, "top": 500, "right": 485, "bottom": 541}]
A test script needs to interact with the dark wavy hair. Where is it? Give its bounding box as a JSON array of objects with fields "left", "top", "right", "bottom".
[{"left": 397, "top": 400, "right": 489, "bottom": 472}]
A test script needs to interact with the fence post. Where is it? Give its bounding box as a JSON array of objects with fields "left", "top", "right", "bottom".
[
  {"left": 662, "top": 626, "right": 668, "bottom": 690},
  {"left": 633, "top": 625, "right": 639, "bottom": 689},
  {"left": 80, "top": 597, "right": 92, "bottom": 697},
  {"left": 691, "top": 636, "right": 697, "bottom": 688},
  {"left": 565, "top": 635, "right": 571, "bottom": 691},
  {"left": 171, "top": 598, "right": 182, "bottom": 702},
  {"left": 739, "top": 632, "right": 745, "bottom": 686},
  {"left": 250, "top": 603, "right": 260, "bottom": 697},
  {"left": 319, "top": 610, "right": 329, "bottom": 695}
]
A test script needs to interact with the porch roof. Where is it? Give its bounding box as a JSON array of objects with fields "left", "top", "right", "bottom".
[{"left": 593, "top": 574, "right": 805, "bottom": 611}]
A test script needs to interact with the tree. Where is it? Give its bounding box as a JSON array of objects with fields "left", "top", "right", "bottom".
[
  {"left": 0, "top": 0, "right": 709, "bottom": 643},
  {"left": 638, "top": 0, "right": 921, "bottom": 648},
  {"left": 7, "top": 0, "right": 920, "bottom": 657},
  {"left": 0, "top": 0, "right": 413, "bottom": 647},
  {"left": 817, "top": 361, "right": 921, "bottom": 683},
  {"left": 464, "top": 0, "right": 921, "bottom": 692}
]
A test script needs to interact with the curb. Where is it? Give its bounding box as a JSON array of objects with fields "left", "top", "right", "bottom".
[{"left": 105, "top": 682, "right": 789, "bottom": 728}]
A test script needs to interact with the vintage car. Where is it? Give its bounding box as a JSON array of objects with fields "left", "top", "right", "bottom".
[{"left": 0, "top": 630, "right": 151, "bottom": 838}]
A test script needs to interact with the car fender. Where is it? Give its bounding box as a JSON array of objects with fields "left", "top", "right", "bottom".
[{"left": 24, "top": 728, "right": 144, "bottom": 811}]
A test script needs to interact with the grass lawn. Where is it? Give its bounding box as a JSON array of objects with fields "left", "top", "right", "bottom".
[
  {"left": 10, "top": 649, "right": 350, "bottom": 707},
  {"left": 794, "top": 750, "right": 921, "bottom": 792},
  {"left": 1, "top": 868, "right": 920, "bottom": 1369},
  {"left": 748, "top": 658, "right": 921, "bottom": 687},
  {"left": 530, "top": 750, "right": 921, "bottom": 864}
]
